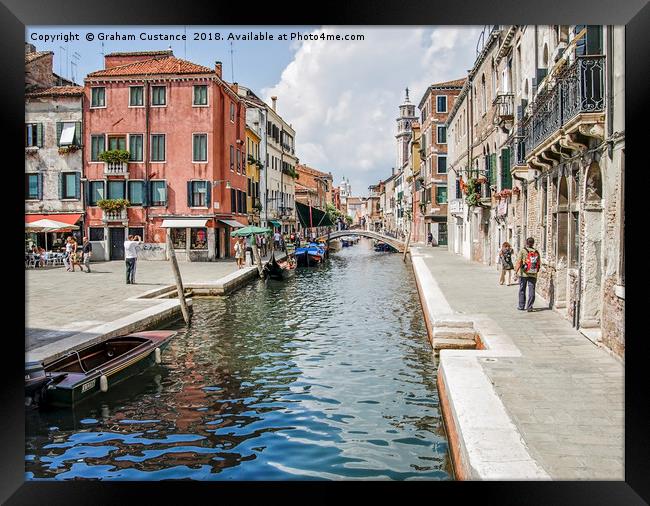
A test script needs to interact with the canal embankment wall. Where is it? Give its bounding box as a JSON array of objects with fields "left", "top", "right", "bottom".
[{"left": 408, "top": 245, "right": 550, "bottom": 480}]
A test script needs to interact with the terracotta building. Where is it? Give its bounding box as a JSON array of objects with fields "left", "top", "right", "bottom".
[
  {"left": 417, "top": 78, "right": 465, "bottom": 246},
  {"left": 295, "top": 163, "right": 333, "bottom": 210},
  {"left": 83, "top": 50, "right": 247, "bottom": 261}
]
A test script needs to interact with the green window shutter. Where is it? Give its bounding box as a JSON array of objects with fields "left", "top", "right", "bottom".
[
  {"left": 206, "top": 182, "right": 211, "bottom": 206},
  {"left": 75, "top": 122, "right": 82, "bottom": 145},
  {"left": 187, "top": 181, "right": 193, "bottom": 207},
  {"left": 37, "top": 173, "right": 43, "bottom": 200},
  {"left": 56, "top": 122, "right": 63, "bottom": 147},
  {"left": 489, "top": 154, "right": 497, "bottom": 186},
  {"left": 501, "top": 148, "right": 512, "bottom": 189},
  {"left": 74, "top": 173, "right": 81, "bottom": 199},
  {"left": 37, "top": 123, "right": 44, "bottom": 147}
]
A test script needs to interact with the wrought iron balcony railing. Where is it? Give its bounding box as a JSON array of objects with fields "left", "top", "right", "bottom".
[
  {"left": 494, "top": 92, "right": 514, "bottom": 121},
  {"left": 104, "top": 161, "right": 128, "bottom": 176},
  {"left": 523, "top": 55, "right": 605, "bottom": 157}
]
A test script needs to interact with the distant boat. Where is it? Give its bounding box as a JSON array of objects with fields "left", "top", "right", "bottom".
[
  {"left": 264, "top": 252, "right": 296, "bottom": 280},
  {"left": 25, "top": 331, "right": 176, "bottom": 408},
  {"left": 374, "top": 242, "right": 395, "bottom": 252},
  {"left": 295, "top": 243, "right": 326, "bottom": 266}
]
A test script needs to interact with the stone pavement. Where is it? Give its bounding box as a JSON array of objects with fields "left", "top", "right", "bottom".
[
  {"left": 26, "top": 259, "right": 238, "bottom": 351},
  {"left": 415, "top": 245, "right": 624, "bottom": 480}
]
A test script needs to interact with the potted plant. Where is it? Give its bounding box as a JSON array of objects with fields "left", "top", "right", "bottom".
[
  {"left": 58, "top": 144, "right": 81, "bottom": 155},
  {"left": 97, "top": 198, "right": 130, "bottom": 212},
  {"left": 98, "top": 149, "right": 130, "bottom": 164}
]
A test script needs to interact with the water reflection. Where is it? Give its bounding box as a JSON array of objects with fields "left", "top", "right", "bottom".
[{"left": 26, "top": 239, "right": 452, "bottom": 480}]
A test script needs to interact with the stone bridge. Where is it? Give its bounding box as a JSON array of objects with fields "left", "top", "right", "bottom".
[{"left": 320, "top": 230, "right": 406, "bottom": 253}]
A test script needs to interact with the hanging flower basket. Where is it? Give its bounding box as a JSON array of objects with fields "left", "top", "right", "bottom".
[{"left": 501, "top": 189, "right": 513, "bottom": 198}]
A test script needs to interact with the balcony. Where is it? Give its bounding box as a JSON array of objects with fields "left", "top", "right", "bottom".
[
  {"left": 523, "top": 55, "right": 605, "bottom": 159},
  {"left": 494, "top": 92, "right": 514, "bottom": 123},
  {"left": 104, "top": 161, "right": 128, "bottom": 176},
  {"left": 103, "top": 209, "right": 127, "bottom": 222},
  {"left": 449, "top": 199, "right": 464, "bottom": 215}
]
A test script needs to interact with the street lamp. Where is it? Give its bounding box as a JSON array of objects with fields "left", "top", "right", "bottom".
[{"left": 212, "top": 179, "right": 231, "bottom": 188}]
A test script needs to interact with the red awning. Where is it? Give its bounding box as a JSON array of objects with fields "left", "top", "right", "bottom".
[{"left": 25, "top": 214, "right": 82, "bottom": 225}]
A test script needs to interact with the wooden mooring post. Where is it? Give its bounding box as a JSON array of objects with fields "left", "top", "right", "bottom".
[
  {"left": 166, "top": 232, "right": 191, "bottom": 325},
  {"left": 402, "top": 229, "right": 411, "bottom": 262},
  {"left": 251, "top": 240, "right": 264, "bottom": 278}
]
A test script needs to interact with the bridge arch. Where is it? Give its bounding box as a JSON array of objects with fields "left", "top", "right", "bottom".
[{"left": 321, "top": 230, "right": 406, "bottom": 252}]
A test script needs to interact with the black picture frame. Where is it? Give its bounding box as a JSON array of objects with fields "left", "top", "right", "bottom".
[{"left": 4, "top": 0, "right": 648, "bottom": 503}]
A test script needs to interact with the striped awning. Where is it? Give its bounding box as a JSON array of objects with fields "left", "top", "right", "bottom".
[{"left": 219, "top": 219, "right": 244, "bottom": 228}]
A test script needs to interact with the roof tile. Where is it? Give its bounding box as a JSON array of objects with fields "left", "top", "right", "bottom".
[{"left": 87, "top": 56, "right": 214, "bottom": 78}]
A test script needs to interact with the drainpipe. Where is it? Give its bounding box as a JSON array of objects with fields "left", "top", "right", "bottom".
[
  {"left": 145, "top": 80, "right": 150, "bottom": 246},
  {"left": 606, "top": 25, "right": 614, "bottom": 159}
]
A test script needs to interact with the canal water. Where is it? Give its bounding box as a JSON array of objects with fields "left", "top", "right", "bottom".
[{"left": 26, "top": 239, "right": 453, "bottom": 480}]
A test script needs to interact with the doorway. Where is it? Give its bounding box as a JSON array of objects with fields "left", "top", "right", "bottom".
[
  {"left": 109, "top": 227, "right": 125, "bottom": 260},
  {"left": 438, "top": 222, "right": 448, "bottom": 246}
]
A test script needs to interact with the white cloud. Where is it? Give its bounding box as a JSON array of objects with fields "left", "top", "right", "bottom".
[{"left": 262, "top": 26, "right": 481, "bottom": 196}]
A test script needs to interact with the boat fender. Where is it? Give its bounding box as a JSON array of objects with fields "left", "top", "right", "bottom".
[
  {"left": 99, "top": 374, "right": 109, "bottom": 392},
  {"left": 155, "top": 348, "right": 162, "bottom": 364}
]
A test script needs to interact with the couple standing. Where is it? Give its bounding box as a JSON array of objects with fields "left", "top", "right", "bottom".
[{"left": 498, "top": 237, "right": 541, "bottom": 312}]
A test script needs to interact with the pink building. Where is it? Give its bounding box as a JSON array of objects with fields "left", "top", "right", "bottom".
[{"left": 83, "top": 50, "right": 248, "bottom": 261}]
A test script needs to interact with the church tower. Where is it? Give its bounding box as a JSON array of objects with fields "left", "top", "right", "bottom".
[{"left": 396, "top": 87, "right": 417, "bottom": 172}]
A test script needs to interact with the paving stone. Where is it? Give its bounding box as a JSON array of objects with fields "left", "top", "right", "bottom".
[{"left": 416, "top": 247, "right": 624, "bottom": 480}]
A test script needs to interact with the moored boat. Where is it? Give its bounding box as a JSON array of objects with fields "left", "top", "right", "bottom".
[
  {"left": 264, "top": 252, "right": 297, "bottom": 280},
  {"left": 26, "top": 330, "right": 176, "bottom": 408}
]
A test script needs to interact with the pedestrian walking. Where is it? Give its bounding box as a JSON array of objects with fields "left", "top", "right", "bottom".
[
  {"left": 514, "top": 237, "right": 541, "bottom": 311},
  {"left": 81, "top": 236, "right": 93, "bottom": 273},
  {"left": 124, "top": 234, "right": 142, "bottom": 284},
  {"left": 427, "top": 232, "right": 433, "bottom": 245},
  {"left": 273, "top": 230, "right": 281, "bottom": 251},
  {"left": 234, "top": 237, "right": 244, "bottom": 269},
  {"left": 497, "top": 242, "right": 515, "bottom": 285},
  {"left": 64, "top": 236, "right": 79, "bottom": 272}
]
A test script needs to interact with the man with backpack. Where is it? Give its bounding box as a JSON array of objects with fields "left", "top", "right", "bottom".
[{"left": 514, "top": 237, "right": 541, "bottom": 312}]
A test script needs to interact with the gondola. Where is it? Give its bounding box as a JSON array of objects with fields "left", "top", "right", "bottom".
[
  {"left": 264, "top": 252, "right": 296, "bottom": 280},
  {"left": 25, "top": 330, "right": 176, "bottom": 408}
]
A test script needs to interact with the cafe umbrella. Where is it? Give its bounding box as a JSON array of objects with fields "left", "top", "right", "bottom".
[
  {"left": 25, "top": 219, "right": 79, "bottom": 251},
  {"left": 230, "top": 226, "right": 271, "bottom": 277}
]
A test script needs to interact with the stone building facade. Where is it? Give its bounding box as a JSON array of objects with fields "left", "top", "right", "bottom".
[
  {"left": 446, "top": 25, "right": 624, "bottom": 358},
  {"left": 25, "top": 43, "right": 85, "bottom": 251}
]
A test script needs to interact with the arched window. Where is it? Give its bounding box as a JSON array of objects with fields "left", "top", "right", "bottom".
[
  {"left": 481, "top": 74, "right": 487, "bottom": 114},
  {"left": 585, "top": 162, "right": 603, "bottom": 202}
]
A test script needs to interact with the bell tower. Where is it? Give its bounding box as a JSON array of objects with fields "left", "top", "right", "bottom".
[{"left": 396, "top": 87, "right": 417, "bottom": 171}]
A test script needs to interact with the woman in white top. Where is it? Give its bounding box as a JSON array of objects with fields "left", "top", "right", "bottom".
[{"left": 234, "top": 237, "right": 244, "bottom": 269}]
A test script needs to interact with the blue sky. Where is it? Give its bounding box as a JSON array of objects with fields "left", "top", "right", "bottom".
[
  {"left": 26, "top": 26, "right": 481, "bottom": 195},
  {"left": 27, "top": 26, "right": 313, "bottom": 92}
]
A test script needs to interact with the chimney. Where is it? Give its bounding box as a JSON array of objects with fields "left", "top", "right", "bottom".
[
  {"left": 215, "top": 61, "right": 222, "bottom": 78},
  {"left": 271, "top": 96, "right": 277, "bottom": 111},
  {"left": 231, "top": 82, "right": 238, "bottom": 94},
  {"left": 25, "top": 42, "right": 36, "bottom": 55}
]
